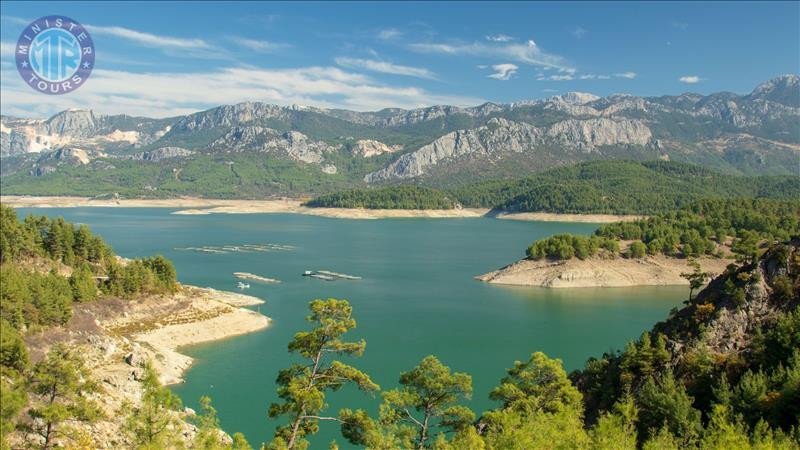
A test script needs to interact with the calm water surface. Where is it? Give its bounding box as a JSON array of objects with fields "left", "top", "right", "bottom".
[{"left": 20, "top": 208, "right": 684, "bottom": 448}]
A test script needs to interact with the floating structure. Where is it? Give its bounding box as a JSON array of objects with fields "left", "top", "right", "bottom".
[
  {"left": 234, "top": 272, "right": 281, "bottom": 284},
  {"left": 316, "top": 270, "right": 362, "bottom": 280},
  {"left": 175, "top": 243, "right": 296, "bottom": 255},
  {"left": 303, "top": 270, "right": 361, "bottom": 281}
]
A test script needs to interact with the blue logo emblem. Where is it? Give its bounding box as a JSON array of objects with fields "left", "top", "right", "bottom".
[{"left": 15, "top": 15, "right": 95, "bottom": 95}]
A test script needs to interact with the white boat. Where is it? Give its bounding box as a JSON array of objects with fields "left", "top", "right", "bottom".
[{"left": 237, "top": 282, "right": 250, "bottom": 289}]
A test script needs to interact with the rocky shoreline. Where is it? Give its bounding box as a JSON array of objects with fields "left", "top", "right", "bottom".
[
  {"left": 19, "top": 285, "right": 268, "bottom": 448},
  {"left": 477, "top": 255, "right": 730, "bottom": 288}
]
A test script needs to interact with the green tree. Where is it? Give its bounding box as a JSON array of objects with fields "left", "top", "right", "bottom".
[
  {"left": 636, "top": 373, "right": 702, "bottom": 446},
  {"left": 267, "top": 299, "right": 378, "bottom": 450},
  {"left": 23, "top": 345, "right": 101, "bottom": 450},
  {"left": 680, "top": 259, "right": 710, "bottom": 304},
  {"left": 375, "top": 356, "right": 473, "bottom": 450},
  {"left": 123, "top": 363, "right": 184, "bottom": 450},
  {"left": 628, "top": 241, "right": 647, "bottom": 259},
  {"left": 69, "top": 264, "right": 97, "bottom": 302},
  {"left": 489, "top": 352, "right": 582, "bottom": 414}
]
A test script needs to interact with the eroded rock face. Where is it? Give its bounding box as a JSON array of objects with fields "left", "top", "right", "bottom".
[
  {"left": 365, "top": 117, "right": 652, "bottom": 182},
  {"left": 545, "top": 118, "right": 652, "bottom": 150},
  {"left": 133, "top": 147, "right": 194, "bottom": 162},
  {"left": 350, "top": 139, "right": 402, "bottom": 157},
  {"left": 209, "top": 126, "right": 337, "bottom": 164}
]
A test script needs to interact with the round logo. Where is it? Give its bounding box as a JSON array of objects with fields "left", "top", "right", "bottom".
[{"left": 15, "top": 15, "right": 94, "bottom": 95}]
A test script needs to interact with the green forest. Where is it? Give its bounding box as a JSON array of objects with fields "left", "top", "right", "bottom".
[
  {"left": 305, "top": 186, "right": 459, "bottom": 209},
  {"left": 305, "top": 161, "right": 800, "bottom": 214},
  {"left": 1, "top": 205, "right": 799, "bottom": 449},
  {"left": 526, "top": 198, "right": 800, "bottom": 261}
]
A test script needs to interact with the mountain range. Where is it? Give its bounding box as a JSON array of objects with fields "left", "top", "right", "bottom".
[{"left": 1, "top": 75, "right": 798, "bottom": 198}]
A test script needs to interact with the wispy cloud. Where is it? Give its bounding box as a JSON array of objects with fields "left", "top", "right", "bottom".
[
  {"left": 229, "top": 37, "right": 291, "bottom": 53},
  {"left": 679, "top": 75, "right": 702, "bottom": 84},
  {"left": 671, "top": 21, "right": 689, "bottom": 30},
  {"left": 334, "top": 57, "right": 437, "bottom": 79},
  {"left": 0, "top": 41, "right": 14, "bottom": 58},
  {"left": 571, "top": 27, "right": 587, "bottom": 39},
  {"left": 614, "top": 72, "right": 637, "bottom": 79},
  {"left": 377, "top": 28, "right": 403, "bottom": 40},
  {"left": 486, "top": 34, "right": 514, "bottom": 42},
  {"left": 487, "top": 63, "right": 518, "bottom": 80},
  {"left": 409, "top": 39, "right": 573, "bottom": 72},
  {"left": 579, "top": 74, "right": 611, "bottom": 80},
  {"left": 0, "top": 65, "right": 482, "bottom": 118},
  {"left": 87, "top": 25, "right": 212, "bottom": 50}
]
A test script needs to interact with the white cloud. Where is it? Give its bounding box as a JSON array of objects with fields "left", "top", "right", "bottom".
[
  {"left": 614, "top": 72, "right": 637, "bottom": 79},
  {"left": 487, "top": 63, "right": 518, "bottom": 80},
  {"left": 409, "top": 39, "right": 573, "bottom": 72},
  {"left": 377, "top": 29, "right": 403, "bottom": 40},
  {"left": 679, "top": 75, "right": 702, "bottom": 84},
  {"left": 548, "top": 74, "right": 574, "bottom": 81},
  {"left": 229, "top": 37, "right": 290, "bottom": 53},
  {"left": 486, "top": 34, "right": 514, "bottom": 42},
  {"left": 87, "top": 25, "right": 212, "bottom": 50},
  {"left": 0, "top": 65, "right": 482, "bottom": 118},
  {"left": 572, "top": 27, "right": 587, "bottom": 39},
  {"left": 0, "top": 41, "right": 14, "bottom": 58},
  {"left": 542, "top": 88, "right": 558, "bottom": 93},
  {"left": 334, "top": 57, "right": 437, "bottom": 79}
]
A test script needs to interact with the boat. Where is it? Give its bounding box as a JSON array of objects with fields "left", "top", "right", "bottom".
[
  {"left": 237, "top": 282, "right": 250, "bottom": 289},
  {"left": 303, "top": 270, "right": 313, "bottom": 276}
]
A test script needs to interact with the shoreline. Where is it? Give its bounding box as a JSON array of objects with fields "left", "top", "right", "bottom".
[
  {"left": 477, "top": 255, "right": 730, "bottom": 288},
  {"left": 103, "top": 286, "right": 270, "bottom": 385},
  {"left": 1, "top": 195, "right": 641, "bottom": 223}
]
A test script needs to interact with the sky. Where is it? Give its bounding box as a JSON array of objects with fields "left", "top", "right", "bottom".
[{"left": 1, "top": 1, "right": 798, "bottom": 118}]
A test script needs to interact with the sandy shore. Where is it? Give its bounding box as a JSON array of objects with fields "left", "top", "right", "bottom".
[
  {"left": 494, "top": 211, "right": 643, "bottom": 223},
  {"left": 477, "top": 255, "right": 730, "bottom": 288},
  {"left": 2, "top": 195, "right": 637, "bottom": 223},
  {"left": 103, "top": 286, "right": 270, "bottom": 385}
]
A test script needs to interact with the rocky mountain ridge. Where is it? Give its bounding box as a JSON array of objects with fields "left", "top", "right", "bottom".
[{"left": 1, "top": 75, "right": 797, "bottom": 195}]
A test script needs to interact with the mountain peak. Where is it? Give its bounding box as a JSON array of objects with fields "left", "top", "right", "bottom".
[
  {"left": 556, "top": 92, "right": 601, "bottom": 105},
  {"left": 749, "top": 74, "right": 800, "bottom": 107}
]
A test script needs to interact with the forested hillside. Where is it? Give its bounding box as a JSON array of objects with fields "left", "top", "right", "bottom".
[
  {"left": 306, "top": 161, "right": 800, "bottom": 214},
  {"left": 0, "top": 206, "right": 250, "bottom": 450},
  {"left": 305, "top": 185, "right": 458, "bottom": 209},
  {"left": 525, "top": 198, "right": 799, "bottom": 261}
]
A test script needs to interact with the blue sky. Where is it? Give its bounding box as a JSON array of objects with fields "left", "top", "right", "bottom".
[{"left": 1, "top": 1, "right": 798, "bottom": 118}]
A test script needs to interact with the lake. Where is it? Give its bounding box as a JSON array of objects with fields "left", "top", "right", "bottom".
[{"left": 19, "top": 208, "right": 685, "bottom": 448}]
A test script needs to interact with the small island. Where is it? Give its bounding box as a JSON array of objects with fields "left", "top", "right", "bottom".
[{"left": 478, "top": 198, "right": 798, "bottom": 288}]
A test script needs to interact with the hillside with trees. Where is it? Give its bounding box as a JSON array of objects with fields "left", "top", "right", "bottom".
[
  {"left": 0, "top": 205, "right": 252, "bottom": 450},
  {"left": 304, "top": 185, "right": 459, "bottom": 209},
  {"left": 524, "top": 198, "right": 799, "bottom": 262},
  {"left": 303, "top": 160, "right": 800, "bottom": 214}
]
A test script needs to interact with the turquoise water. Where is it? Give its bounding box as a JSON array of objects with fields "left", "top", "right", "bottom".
[{"left": 19, "top": 208, "right": 685, "bottom": 448}]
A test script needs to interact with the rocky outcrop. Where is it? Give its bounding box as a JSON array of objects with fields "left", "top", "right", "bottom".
[
  {"left": 545, "top": 118, "right": 652, "bottom": 150},
  {"left": 209, "top": 126, "right": 337, "bottom": 164},
  {"left": 132, "top": 147, "right": 194, "bottom": 162},
  {"left": 748, "top": 74, "right": 800, "bottom": 107},
  {"left": 350, "top": 139, "right": 403, "bottom": 157},
  {"left": 365, "top": 117, "right": 653, "bottom": 182}
]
